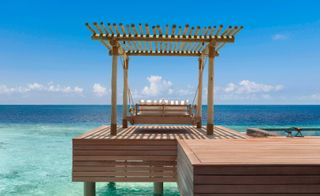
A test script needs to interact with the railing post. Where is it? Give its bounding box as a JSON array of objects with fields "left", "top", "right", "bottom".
[
  {"left": 111, "top": 41, "right": 119, "bottom": 135},
  {"left": 207, "top": 43, "right": 215, "bottom": 135},
  {"left": 122, "top": 57, "right": 129, "bottom": 128}
]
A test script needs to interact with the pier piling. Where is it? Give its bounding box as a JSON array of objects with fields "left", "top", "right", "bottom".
[
  {"left": 84, "top": 182, "right": 95, "bottom": 196},
  {"left": 153, "top": 182, "right": 163, "bottom": 195}
]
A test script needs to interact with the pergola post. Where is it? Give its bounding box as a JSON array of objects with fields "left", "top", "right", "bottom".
[
  {"left": 122, "top": 57, "right": 129, "bottom": 128},
  {"left": 111, "top": 41, "right": 119, "bottom": 135},
  {"left": 197, "top": 56, "right": 204, "bottom": 128},
  {"left": 207, "top": 43, "right": 215, "bottom": 135}
]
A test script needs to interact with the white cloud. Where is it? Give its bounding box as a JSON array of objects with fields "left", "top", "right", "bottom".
[
  {"left": 272, "top": 33, "right": 288, "bottom": 41},
  {"left": 27, "top": 83, "right": 44, "bottom": 91},
  {"left": 47, "top": 83, "right": 83, "bottom": 93},
  {"left": 300, "top": 93, "right": 320, "bottom": 101},
  {"left": 214, "top": 80, "right": 284, "bottom": 103},
  {"left": 0, "top": 85, "right": 15, "bottom": 94},
  {"left": 221, "top": 80, "right": 283, "bottom": 94},
  {"left": 310, "top": 94, "right": 320, "bottom": 100},
  {"left": 92, "top": 83, "right": 107, "bottom": 97},
  {"left": 0, "top": 83, "right": 83, "bottom": 94},
  {"left": 142, "top": 75, "right": 173, "bottom": 96}
]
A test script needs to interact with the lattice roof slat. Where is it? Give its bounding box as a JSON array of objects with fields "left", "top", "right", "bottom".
[{"left": 86, "top": 23, "right": 243, "bottom": 57}]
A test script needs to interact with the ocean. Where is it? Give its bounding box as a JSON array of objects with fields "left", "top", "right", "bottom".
[{"left": 1, "top": 105, "right": 320, "bottom": 195}]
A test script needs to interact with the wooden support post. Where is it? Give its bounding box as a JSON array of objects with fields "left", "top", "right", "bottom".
[
  {"left": 122, "top": 57, "right": 129, "bottom": 128},
  {"left": 84, "top": 182, "right": 95, "bottom": 196},
  {"left": 111, "top": 42, "right": 119, "bottom": 135},
  {"left": 197, "top": 56, "right": 204, "bottom": 128},
  {"left": 207, "top": 44, "right": 215, "bottom": 135},
  {"left": 153, "top": 182, "right": 163, "bottom": 195}
]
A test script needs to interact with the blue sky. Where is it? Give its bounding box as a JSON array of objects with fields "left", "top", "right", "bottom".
[{"left": 0, "top": 0, "right": 320, "bottom": 104}]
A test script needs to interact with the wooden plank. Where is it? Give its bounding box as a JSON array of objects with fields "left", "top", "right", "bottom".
[
  {"left": 73, "top": 166, "right": 175, "bottom": 172},
  {"left": 74, "top": 145, "right": 177, "bottom": 150},
  {"left": 194, "top": 175, "right": 320, "bottom": 185},
  {"left": 74, "top": 139, "right": 177, "bottom": 145},
  {"left": 73, "top": 160, "right": 176, "bottom": 167},
  {"left": 73, "top": 176, "right": 176, "bottom": 182},
  {"left": 73, "top": 150, "right": 177, "bottom": 156},
  {"left": 194, "top": 194, "right": 320, "bottom": 196},
  {"left": 194, "top": 165, "right": 320, "bottom": 175},
  {"left": 194, "top": 184, "right": 320, "bottom": 194}
]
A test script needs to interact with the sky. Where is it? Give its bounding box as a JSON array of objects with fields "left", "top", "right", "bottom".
[{"left": 0, "top": 0, "right": 320, "bottom": 104}]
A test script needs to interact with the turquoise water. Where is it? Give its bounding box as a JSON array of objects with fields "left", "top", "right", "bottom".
[
  {"left": 1, "top": 105, "right": 320, "bottom": 195},
  {"left": 0, "top": 123, "right": 179, "bottom": 196}
]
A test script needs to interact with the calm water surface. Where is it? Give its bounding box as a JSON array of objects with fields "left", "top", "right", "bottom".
[{"left": 1, "top": 105, "right": 320, "bottom": 195}]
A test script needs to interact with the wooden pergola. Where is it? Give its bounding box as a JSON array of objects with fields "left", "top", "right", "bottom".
[{"left": 86, "top": 22, "right": 243, "bottom": 136}]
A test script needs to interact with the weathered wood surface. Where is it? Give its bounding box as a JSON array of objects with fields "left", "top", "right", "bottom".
[
  {"left": 72, "top": 126, "right": 248, "bottom": 182},
  {"left": 74, "top": 125, "right": 248, "bottom": 140},
  {"left": 177, "top": 138, "right": 320, "bottom": 195},
  {"left": 73, "top": 140, "right": 177, "bottom": 182}
]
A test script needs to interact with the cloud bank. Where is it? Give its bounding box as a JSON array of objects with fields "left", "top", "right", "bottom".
[
  {"left": 0, "top": 82, "right": 83, "bottom": 94},
  {"left": 221, "top": 80, "right": 283, "bottom": 94}
]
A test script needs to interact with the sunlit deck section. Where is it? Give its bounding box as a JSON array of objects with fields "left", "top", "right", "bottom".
[
  {"left": 74, "top": 125, "right": 248, "bottom": 140},
  {"left": 177, "top": 138, "right": 320, "bottom": 195}
]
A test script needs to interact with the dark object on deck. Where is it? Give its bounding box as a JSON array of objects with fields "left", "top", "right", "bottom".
[
  {"left": 247, "top": 128, "right": 279, "bottom": 137},
  {"left": 286, "top": 127, "right": 304, "bottom": 137}
]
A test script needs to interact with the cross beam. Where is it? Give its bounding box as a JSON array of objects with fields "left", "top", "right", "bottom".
[
  {"left": 125, "top": 50, "right": 218, "bottom": 57},
  {"left": 92, "top": 34, "right": 234, "bottom": 43}
]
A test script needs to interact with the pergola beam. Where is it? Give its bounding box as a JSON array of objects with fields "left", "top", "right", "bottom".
[
  {"left": 125, "top": 50, "right": 218, "bottom": 57},
  {"left": 86, "top": 23, "right": 243, "bottom": 57},
  {"left": 92, "top": 34, "right": 234, "bottom": 43}
]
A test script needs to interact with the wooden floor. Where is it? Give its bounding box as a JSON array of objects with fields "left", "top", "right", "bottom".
[
  {"left": 177, "top": 138, "right": 320, "bottom": 195},
  {"left": 72, "top": 125, "right": 248, "bottom": 183},
  {"left": 74, "top": 125, "right": 249, "bottom": 140}
]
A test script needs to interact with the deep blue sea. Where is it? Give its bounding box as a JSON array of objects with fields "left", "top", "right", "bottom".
[{"left": 1, "top": 105, "right": 320, "bottom": 195}]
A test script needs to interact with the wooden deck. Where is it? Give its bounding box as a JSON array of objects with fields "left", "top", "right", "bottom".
[
  {"left": 73, "top": 126, "right": 320, "bottom": 195},
  {"left": 72, "top": 125, "right": 248, "bottom": 183},
  {"left": 177, "top": 138, "right": 320, "bottom": 195},
  {"left": 74, "top": 125, "right": 248, "bottom": 140}
]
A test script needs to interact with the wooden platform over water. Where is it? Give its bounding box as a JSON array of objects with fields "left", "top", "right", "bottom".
[
  {"left": 72, "top": 125, "right": 247, "bottom": 183},
  {"left": 72, "top": 126, "right": 320, "bottom": 195}
]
